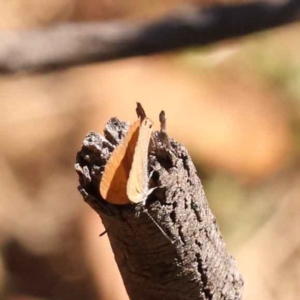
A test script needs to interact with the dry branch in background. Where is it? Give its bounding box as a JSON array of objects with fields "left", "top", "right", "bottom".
[
  {"left": 0, "top": 0, "right": 300, "bottom": 74},
  {"left": 75, "top": 106, "right": 244, "bottom": 300}
]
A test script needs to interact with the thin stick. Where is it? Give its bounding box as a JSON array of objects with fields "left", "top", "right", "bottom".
[
  {"left": 0, "top": 0, "right": 299, "bottom": 73},
  {"left": 141, "top": 207, "right": 178, "bottom": 244}
]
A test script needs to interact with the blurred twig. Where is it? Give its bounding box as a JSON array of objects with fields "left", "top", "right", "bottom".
[{"left": 0, "top": 0, "right": 299, "bottom": 73}]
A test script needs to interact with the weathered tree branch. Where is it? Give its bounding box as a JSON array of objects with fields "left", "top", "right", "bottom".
[
  {"left": 75, "top": 115, "right": 244, "bottom": 300},
  {"left": 0, "top": 0, "right": 300, "bottom": 74}
]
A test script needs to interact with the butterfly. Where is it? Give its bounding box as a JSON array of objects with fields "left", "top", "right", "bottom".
[{"left": 100, "top": 117, "right": 153, "bottom": 205}]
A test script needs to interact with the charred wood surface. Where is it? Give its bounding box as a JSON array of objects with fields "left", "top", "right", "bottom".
[{"left": 75, "top": 117, "right": 243, "bottom": 300}]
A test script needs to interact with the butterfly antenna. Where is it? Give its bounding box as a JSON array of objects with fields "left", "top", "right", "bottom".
[
  {"left": 141, "top": 207, "right": 177, "bottom": 244},
  {"left": 136, "top": 102, "right": 147, "bottom": 120},
  {"left": 159, "top": 110, "right": 170, "bottom": 148},
  {"left": 159, "top": 110, "right": 167, "bottom": 132}
]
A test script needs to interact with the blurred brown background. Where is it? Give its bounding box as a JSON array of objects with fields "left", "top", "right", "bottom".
[{"left": 1, "top": 1, "right": 300, "bottom": 300}]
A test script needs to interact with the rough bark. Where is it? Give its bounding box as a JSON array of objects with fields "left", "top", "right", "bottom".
[
  {"left": 75, "top": 116, "right": 244, "bottom": 300},
  {"left": 1, "top": 0, "right": 300, "bottom": 73}
]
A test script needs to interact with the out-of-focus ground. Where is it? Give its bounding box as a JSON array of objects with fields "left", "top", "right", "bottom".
[{"left": 0, "top": 1, "right": 300, "bottom": 300}]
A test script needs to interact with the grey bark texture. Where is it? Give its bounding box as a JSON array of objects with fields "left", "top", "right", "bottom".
[
  {"left": 1, "top": 0, "right": 300, "bottom": 73},
  {"left": 75, "top": 115, "right": 244, "bottom": 300}
]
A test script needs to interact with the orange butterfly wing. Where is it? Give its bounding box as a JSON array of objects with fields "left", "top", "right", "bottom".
[
  {"left": 127, "top": 118, "right": 153, "bottom": 204},
  {"left": 100, "top": 119, "right": 141, "bottom": 204}
]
